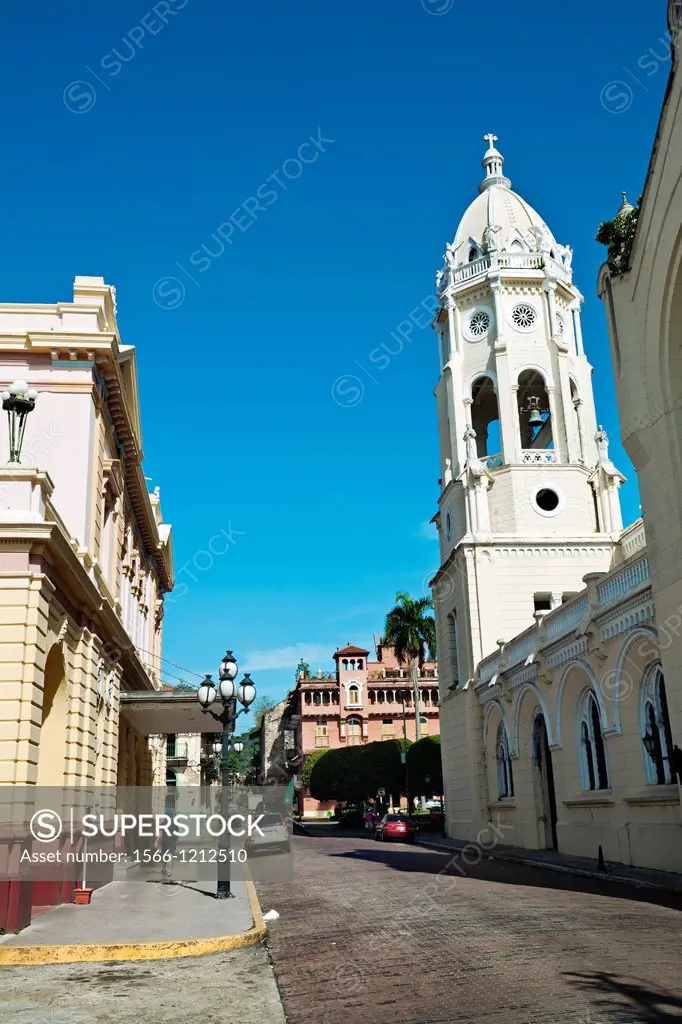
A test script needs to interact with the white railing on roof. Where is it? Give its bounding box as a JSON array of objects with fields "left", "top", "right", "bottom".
[
  {"left": 598, "top": 557, "right": 650, "bottom": 607},
  {"left": 620, "top": 519, "right": 646, "bottom": 559},
  {"left": 507, "top": 632, "right": 535, "bottom": 667},
  {"left": 498, "top": 252, "right": 544, "bottom": 271},
  {"left": 452, "top": 256, "right": 491, "bottom": 284},
  {"left": 546, "top": 597, "right": 588, "bottom": 640}
]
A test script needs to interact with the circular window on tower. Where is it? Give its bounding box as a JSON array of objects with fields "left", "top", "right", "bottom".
[
  {"left": 511, "top": 303, "right": 538, "bottom": 332},
  {"left": 463, "top": 305, "right": 494, "bottom": 342},
  {"left": 532, "top": 486, "right": 563, "bottom": 518}
]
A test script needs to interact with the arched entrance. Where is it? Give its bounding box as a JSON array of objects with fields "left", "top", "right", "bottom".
[
  {"left": 37, "top": 646, "right": 67, "bottom": 786},
  {"left": 531, "top": 713, "right": 557, "bottom": 849}
]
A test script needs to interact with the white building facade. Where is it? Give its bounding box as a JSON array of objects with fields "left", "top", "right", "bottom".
[{"left": 432, "top": 138, "right": 681, "bottom": 873}]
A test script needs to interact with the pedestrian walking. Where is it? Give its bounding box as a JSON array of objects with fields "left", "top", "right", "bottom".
[{"left": 364, "top": 807, "right": 374, "bottom": 830}]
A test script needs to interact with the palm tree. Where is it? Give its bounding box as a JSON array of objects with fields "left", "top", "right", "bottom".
[{"left": 383, "top": 592, "right": 436, "bottom": 740}]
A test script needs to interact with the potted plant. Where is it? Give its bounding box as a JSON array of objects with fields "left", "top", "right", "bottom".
[{"left": 73, "top": 886, "right": 93, "bottom": 905}]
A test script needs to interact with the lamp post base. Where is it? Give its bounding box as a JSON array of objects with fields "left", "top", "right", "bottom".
[{"left": 215, "top": 885, "right": 235, "bottom": 900}]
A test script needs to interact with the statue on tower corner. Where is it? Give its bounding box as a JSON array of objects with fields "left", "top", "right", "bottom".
[
  {"left": 595, "top": 424, "right": 610, "bottom": 461},
  {"left": 464, "top": 425, "right": 478, "bottom": 462},
  {"left": 482, "top": 224, "right": 501, "bottom": 253}
]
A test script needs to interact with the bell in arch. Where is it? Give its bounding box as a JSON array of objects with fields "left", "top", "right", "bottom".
[{"left": 528, "top": 408, "right": 543, "bottom": 427}]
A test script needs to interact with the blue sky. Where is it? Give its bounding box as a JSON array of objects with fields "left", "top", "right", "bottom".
[{"left": 0, "top": 0, "right": 671, "bottom": 716}]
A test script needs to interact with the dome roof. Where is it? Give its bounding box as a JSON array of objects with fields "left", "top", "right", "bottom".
[{"left": 447, "top": 135, "right": 561, "bottom": 267}]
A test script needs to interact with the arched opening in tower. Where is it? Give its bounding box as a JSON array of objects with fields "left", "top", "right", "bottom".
[
  {"left": 471, "top": 376, "right": 500, "bottom": 458},
  {"left": 517, "top": 370, "right": 553, "bottom": 450}
]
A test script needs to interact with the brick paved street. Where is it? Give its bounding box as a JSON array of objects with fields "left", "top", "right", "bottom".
[{"left": 257, "top": 831, "right": 682, "bottom": 1024}]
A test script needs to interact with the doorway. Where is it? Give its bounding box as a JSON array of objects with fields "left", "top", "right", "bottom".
[{"left": 531, "top": 712, "right": 558, "bottom": 849}]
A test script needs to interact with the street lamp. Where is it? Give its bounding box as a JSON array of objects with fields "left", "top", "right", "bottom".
[
  {"left": 1, "top": 380, "right": 38, "bottom": 463},
  {"left": 197, "top": 651, "right": 256, "bottom": 899},
  {"left": 233, "top": 741, "right": 244, "bottom": 754}
]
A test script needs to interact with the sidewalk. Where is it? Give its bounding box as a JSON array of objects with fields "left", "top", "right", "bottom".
[
  {"left": 417, "top": 833, "right": 682, "bottom": 894},
  {"left": 0, "top": 877, "right": 265, "bottom": 964}
]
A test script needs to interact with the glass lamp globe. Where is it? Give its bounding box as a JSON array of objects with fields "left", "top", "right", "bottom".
[
  {"left": 219, "top": 650, "right": 238, "bottom": 681},
  {"left": 212, "top": 740, "right": 223, "bottom": 755},
  {"left": 26, "top": 388, "right": 38, "bottom": 401},
  {"left": 9, "top": 380, "right": 28, "bottom": 396},
  {"left": 1, "top": 392, "right": 10, "bottom": 402},
  {"left": 197, "top": 674, "right": 217, "bottom": 708},
  {"left": 218, "top": 677, "right": 236, "bottom": 702},
  {"left": 237, "top": 673, "right": 257, "bottom": 707},
  {"left": 233, "top": 741, "right": 244, "bottom": 754}
]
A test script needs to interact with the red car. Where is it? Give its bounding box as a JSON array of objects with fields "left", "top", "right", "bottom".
[{"left": 374, "top": 814, "right": 417, "bottom": 843}]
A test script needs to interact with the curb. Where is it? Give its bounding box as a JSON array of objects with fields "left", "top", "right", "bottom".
[
  {"left": 0, "top": 879, "right": 267, "bottom": 966},
  {"left": 416, "top": 837, "right": 682, "bottom": 896}
]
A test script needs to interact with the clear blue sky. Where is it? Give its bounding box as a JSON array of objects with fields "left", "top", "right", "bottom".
[{"left": 0, "top": 0, "right": 670, "bottom": 715}]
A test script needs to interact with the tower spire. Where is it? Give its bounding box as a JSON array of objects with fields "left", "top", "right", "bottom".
[{"left": 479, "top": 133, "right": 512, "bottom": 193}]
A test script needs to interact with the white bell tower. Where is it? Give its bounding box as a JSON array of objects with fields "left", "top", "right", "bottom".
[{"left": 431, "top": 135, "right": 625, "bottom": 690}]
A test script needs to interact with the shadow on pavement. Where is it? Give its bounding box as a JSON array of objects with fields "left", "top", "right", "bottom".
[
  {"left": 565, "top": 970, "right": 682, "bottom": 1023},
  {"left": 323, "top": 843, "right": 682, "bottom": 912}
]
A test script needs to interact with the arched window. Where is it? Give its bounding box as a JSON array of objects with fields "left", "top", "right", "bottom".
[
  {"left": 517, "top": 370, "right": 553, "bottom": 451},
  {"left": 313, "top": 691, "right": 322, "bottom": 706},
  {"left": 510, "top": 238, "right": 524, "bottom": 252},
  {"left": 468, "top": 246, "right": 478, "bottom": 262},
  {"left": 497, "top": 723, "right": 514, "bottom": 798},
  {"left": 420, "top": 716, "right": 428, "bottom": 736},
  {"left": 347, "top": 684, "right": 360, "bottom": 706},
  {"left": 342, "top": 659, "right": 348, "bottom": 671},
  {"left": 471, "top": 376, "right": 501, "bottom": 460},
  {"left": 357, "top": 659, "right": 363, "bottom": 669},
  {"left": 349, "top": 659, "right": 356, "bottom": 671},
  {"left": 642, "top": 666, "right": 674, "bottom": 785},
  {"left": 578, "top": 692, "right": 609, "bottom": 790},
  {"left": 346, "top": 717, "right": 362, "bottom": 746}
]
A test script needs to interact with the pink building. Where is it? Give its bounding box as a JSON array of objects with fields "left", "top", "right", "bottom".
[{"left": 265, "top": 638, "right": 439, "bottom": 817}]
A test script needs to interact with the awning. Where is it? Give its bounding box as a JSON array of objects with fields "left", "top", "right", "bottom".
[{"left": 119, "top": 692, "right": 223, "bottom": 735}]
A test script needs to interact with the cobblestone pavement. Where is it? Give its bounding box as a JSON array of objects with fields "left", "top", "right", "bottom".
[{"left": 257, "top": 832, "right": 682, "bottom": 1024}]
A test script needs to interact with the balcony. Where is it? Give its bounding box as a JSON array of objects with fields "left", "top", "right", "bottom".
[{"left": 166, "top": 740, "right": 189, "bottom": 766}]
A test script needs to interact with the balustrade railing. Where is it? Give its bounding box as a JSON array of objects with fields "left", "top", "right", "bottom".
[
  {"left": 507, "top": 632, "right": 535, "bottom": 667},
  {"left": 498, "top": 252, "right": 544, "bottom": 270},
  {"left": 482, "top": 453, "right": 503, "bottom": 470},
  {"left": 598, "top": 556, "right": 650, "bottom": 607},
  {"left": 545, "top": 597, "right": 588, "bottom": 639},
  {"left": 452, "top": 256, "right": 490, "bottom": 284}
]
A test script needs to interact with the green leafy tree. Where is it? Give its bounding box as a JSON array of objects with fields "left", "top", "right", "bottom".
[
  {"left": 383, "top": 592, "right": 436, "bottom": 740},
  {"left": 171, "top": 682, "right": 195, "bottom": 693},
  {"left": 301, "top": 747, "right": 329, "bottom": 788},
  {"left": 308, "top": 740, "right": 411, "bottom": 806},
  {"left": 407, "top": 735, "right": 443, "bottom": 796},
  {"left": 295, "top": 659, "right": 310, "bottom": 680},
  {"left": 595, "top": 196, "right": 641, "bottom": 274},
  {"left": 252, "top": 695, "right": 277, "bottom": 728}
]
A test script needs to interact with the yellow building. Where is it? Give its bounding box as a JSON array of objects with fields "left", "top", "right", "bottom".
[{"left": 0, "top": 277, "right": 173, "bottom": 929}]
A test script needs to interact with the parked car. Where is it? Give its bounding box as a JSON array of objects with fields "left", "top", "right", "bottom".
[
  {"left": 374, "top": 814, "right": 417, "bottom": 843},
  {"left": 247, "top": 812, "right": 290, "bottom": 854}
]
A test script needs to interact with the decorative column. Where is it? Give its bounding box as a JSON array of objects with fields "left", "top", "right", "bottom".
[
  {"left": 491, "top": 280, "right": 518, "bottom": 464},
  {"left": 546, "top": 385, "right": 561, "bottom": 460}
]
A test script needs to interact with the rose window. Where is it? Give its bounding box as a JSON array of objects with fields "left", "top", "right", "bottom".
[
  {"left": 512, "top": 303, "right": 537, "bottom": 329},
  {"left": 469, "top": 310, "right": 490, "bottom": 337}
]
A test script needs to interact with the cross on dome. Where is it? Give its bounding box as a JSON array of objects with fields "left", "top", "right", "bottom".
[{"left": 480, "top": 132, "right": 511, "bottom": 193}]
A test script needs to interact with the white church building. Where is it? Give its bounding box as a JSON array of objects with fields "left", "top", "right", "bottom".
[{"left": 431, "top": 135, "right": 681, "bottom": 874}]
